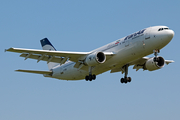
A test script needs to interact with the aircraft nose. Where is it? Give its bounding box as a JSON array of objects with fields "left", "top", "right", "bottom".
[
  {"left": 167, "top": 30, "right": 174, "bottom": 39},
  {"left": 161, "top": 30, "right": 174, "bottom": 43},
  {"left": 156, "top": 29, "right": 175, "bottom": 45}
]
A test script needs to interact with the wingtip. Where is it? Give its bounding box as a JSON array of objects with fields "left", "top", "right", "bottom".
[
  {"left": 5, "top": 48, "right": 10, "bottom": 52},
  {"left": 5, "top": 47, "right": 14, "bottom": 52}
]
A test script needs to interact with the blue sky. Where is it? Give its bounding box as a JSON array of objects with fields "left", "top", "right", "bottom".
[{"left": 1, "top": 0, "right": 180, "bottom": 120}]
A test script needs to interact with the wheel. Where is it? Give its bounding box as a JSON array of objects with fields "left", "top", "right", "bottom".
[
  {"left": 124, "top": 77, "right": 128, "bottom": 83},
  {"left": 85, "top": 76, "right": 89, "bottom": 81},
  {"left": 128, "top": 77, "right": 131, "bottom": 82},
  {"left": 124, "top": 80, "right": 127, "bottom": 84},
  {"left": 89, "top": 75, "right": 92, "bottom": 81},
  {"left": 121, "top": 78, "right": 124, "bottom": 83},
  {"left": 92, "top": 74, "right": 96, "bottom": 80}
]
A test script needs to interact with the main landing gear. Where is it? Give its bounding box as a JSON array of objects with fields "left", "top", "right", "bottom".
[
  {"left": 85, "top": 66, "right": 96, "bottom": 81},
  {"left": 85, "top": 74, "right": 96, "bottom": 81},
  {"left": 120, "top": 64, "right": 132, "bottom": 84}
]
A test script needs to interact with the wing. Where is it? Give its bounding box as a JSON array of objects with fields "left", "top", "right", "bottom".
[
  {"left": 110, "top": 57, "right": 174, "bottom": 73},
  {"left": 5, "top": 47, "right": 114, "bottom": 65},
  {"left": 5, "top": 47, "right": 90, "bottom": 64}
]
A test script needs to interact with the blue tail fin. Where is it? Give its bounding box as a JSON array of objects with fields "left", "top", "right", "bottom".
[
  {"left": 40, "top": 38, "right": 59, "bottom": 70},
  {"left": 40, "top": 38, "right": 56, "bottom": 51}
]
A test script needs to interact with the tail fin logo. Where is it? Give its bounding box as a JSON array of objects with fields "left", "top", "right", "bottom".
[{"left": 40, "top": 38, "right": 56, "bottom": 51}]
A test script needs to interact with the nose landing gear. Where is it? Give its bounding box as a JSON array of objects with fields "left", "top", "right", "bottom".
[
  {"left": 121, "top": 77, "right": 131, "bottom": 83},
  {"left": 153, "top": 49, "right": 160, "bottom": 62}
]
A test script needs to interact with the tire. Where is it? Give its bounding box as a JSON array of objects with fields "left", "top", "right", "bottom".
[
  {"left": 128, "top": 77, "right": 131, "bottom": 82},
  {"left": 121, "top": 78, "right": 124, "bottom": 83},
  {"left": 89, "top": 75, "right": 92, "bottom": 81},
  {"left": 124, "top": 80, "right": 127, "bottom": 84},
  {"left": 85, "top": 76, "right": 89, "bottom": 81},
  {"left": 92, "top": 74, "right": 96, "bottom": 80}
]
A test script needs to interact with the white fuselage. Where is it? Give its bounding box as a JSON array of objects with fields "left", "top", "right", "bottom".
[{"left": 50, "top": 26, "right": 174, "bottom": 80}]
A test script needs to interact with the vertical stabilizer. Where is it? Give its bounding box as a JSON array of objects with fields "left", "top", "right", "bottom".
[{"left": 40, "top": 38, "right": 59, "bottom": 70}]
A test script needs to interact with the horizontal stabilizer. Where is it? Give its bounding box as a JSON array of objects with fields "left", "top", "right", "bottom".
[{"left": 15, "top": 69, "right": 52, "bottom": 75}]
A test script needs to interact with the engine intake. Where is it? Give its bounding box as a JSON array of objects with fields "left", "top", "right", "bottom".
[
  {"left": 145, "top": 56, "right": 165, "bottom": 71},
  {"left": 84, "top": 52, "right": 106, "bottom": 66}
]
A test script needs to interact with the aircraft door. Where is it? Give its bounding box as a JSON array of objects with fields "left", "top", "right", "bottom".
[
  {"left": 125, "top": 40, "right": 129, "bottom": 47},
  {"left": 145, "top": 27, "right": 151, "bottom": 40}
]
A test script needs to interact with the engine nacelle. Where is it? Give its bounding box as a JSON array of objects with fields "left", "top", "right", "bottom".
[
  {"left": 84, "top": 52, "right": 106, "bottom": 66},
  {"left": 145, "top": 56, "right": 165, "bottom": 71}
]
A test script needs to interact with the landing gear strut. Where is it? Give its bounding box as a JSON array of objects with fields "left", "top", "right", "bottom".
[
  {"left": 153, "top": 49, "right": 160, "bottom": 62},
  {"left": 120, "top": 64, "right": 132, "bottom": 84},
  {"left": 85, "top": 66, "right": 96, "bottom": 81}
]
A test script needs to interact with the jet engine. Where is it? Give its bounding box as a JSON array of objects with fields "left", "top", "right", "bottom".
[
  {"left": 84, "top": 52, "right": 106, "bottom": 66},
  {"left": 145, "top": 56, "right": 165, "bottom": 71}
]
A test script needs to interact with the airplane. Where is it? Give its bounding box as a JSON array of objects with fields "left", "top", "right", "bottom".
[{"left": 5, "top": 26, "right": 175, "bottom": 84}]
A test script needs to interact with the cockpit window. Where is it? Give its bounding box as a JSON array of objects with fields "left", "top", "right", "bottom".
[
  {"left": 158, "top": 28, "right": 163, "bottom": 31},
  {"left": 158, "top": 27, "right": 169, "bottom": 31}
]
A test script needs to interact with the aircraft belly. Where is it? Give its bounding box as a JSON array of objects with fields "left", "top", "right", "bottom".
[{"left": 52, "top": 64, "right": 86, "bottom": 80}]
